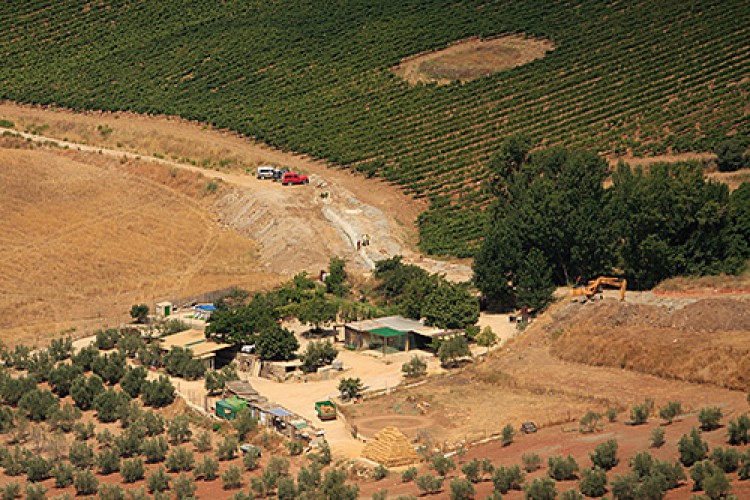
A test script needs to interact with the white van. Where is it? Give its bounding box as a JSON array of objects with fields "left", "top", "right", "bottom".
[{"left": 256, "top": 166, "right": 275, "bottom": 179}]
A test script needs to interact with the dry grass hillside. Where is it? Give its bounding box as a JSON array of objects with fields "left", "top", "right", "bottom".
[
  {"left": 550, "top": 298, "right": 750, "bottom": 390},
  {"left": 0, "top": 138, "right": 279, "bottom": 345}
]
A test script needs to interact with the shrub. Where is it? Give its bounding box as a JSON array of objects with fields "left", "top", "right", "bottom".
[
  {"left": 0, "top": 483, "right": 20, "bottom": 500},
  {"left": 74, "top": 469, "right": 99, "bottom": 496},
  {"left": 630, "top": 403, "right": 650, "bottom": 425},
  {"left": 605, "top": 407, "right": 618, "bottom": 422},
  {"left": 738, "top": 451, "right": 750, "bottom": 480},
  {"left": 715, "top": 138, "right": 748, "bottom": 172},
  {"left": 97, "top": 484, "right": 126, "bottom": 500},
  {"left": 217, "top": 435, "right": 239, "bottom": 461},
  {"left": 523, "top": 477, "right": 557, "bottom": 500},
  {"left": 69, "top": 440, "right": 94, "bottom": 468},
  {"left": 120, "top": 366, "right": 147, "bottom": 398},
  {"left": 115, "top": 423, "right": 145, "bottom": 457},
  {"left": 492, "top": 465, "right": 524, "bottom": 493},
  {"left": 579, "top": 466, "right": 607, "bottom": 497},
  {"left": 143, "top": 436, "right": 169, "bottom": 463},
  {"left": 416, "top": 474, "right": 444, "bottom": 495},
  {"left": 590, "top": 439, "right": 619, "bottom": 470},
  {"left": 97, "top": 447, "right": 121, "bottom": 475},
  {"left": 402, "top": 466, "right": 418, "bottom": 483},
  {"left": 0, "top": 375, "right": 37, "bottom": 407},
  {"left": 121, "top": 457, "right": 145, "bottom": 483},
  {"left": 96, "top": 328, "right": 121, "bottom": 349},
  {"left": 710, "top": 447, "right": 740, "bottom": 473},
  {"left": 0, "top": 446, "right": 28, "bottom": 476},
  {"left": 93, "top": 389, "right": 130, "bottom": 423},
  {"left": 277, "top": 477, "right": 297, "bottom": 500},
  {"left": 93, "top": 350, "right": 127, "bottom": 385},
  {"left": 461, "top": 458, "right": 481, "bottom": 483},
  {"left": 194, "top": 455, "right": 219, "bottom": 481},
  {"left": 548, "top": 455, "right": 579, "bottom": 481},
  {"left": 173, "top": 473, "right": 197, "bottom": 500},
  {"left": 243, "top": 446, "right": 261, "bottom": 470},
  {"left": 73, "top": 421, "right": 95, "bottom": 440},
  {"left": 141, "top": 409, "right": 166, "bottom": 436},
  {"left": 678, "top": 428, "right": 709, "bottom": 467},
  {"left": 168, "top": 415, "right": 192, "bottom": 444},
  {"left": 146, "top": 467, "right": 170, "bottom": 493},
  {"left": 691, "top": 460, "right": 724, "bottom": 491},
  {"left": 522, "top": 452, "right": 542, "bottom": 473},
  {"left": 49, "top": 402, "right": 81, "bottom": 433},
  {"left": 727, "top": 414, "right": 750, "bottom": 445},
  {"left": 501, "top": 423, "right": 516, "bottom": 446},
  {"left": 24, "top": 455, "right": 51, "bottom": 482},
  {"left": 449, "top": 478, "right": 475, "bottom": 500},
  {"left": 166, "top": 446, "right": 194, "bottom": 472},
  {"left": 430, "top": 454, "right": 456, "bottom": 477},
  {"left": 18, "top": 388, "right": 58, "bottom": 422},
  {"left": 233, "top": 408, "right": 257, "bottom": 441},
  {"left": 659, "top": 401, "right": 682, "bottom": 424},
  {"left": 53, "top": 462, "right": 75, "bottom": 488},
  {"left": 698, "top": 407, "right": 723, "bottom": 431},
  {"left": 579, "top": 411, "right": 601, "bottom": 433},
  {"left": 23, "top": 483, "right": 46, "bottom": 500},
  {"left": 141, "top": 375, "right": 175, "bottom": 407},
  {"left": 372, "top": 464, "right": 388, "bottom": 480},
  {"left": 71, "top": 374, "right": 105, "bottom": 410},
  {"left": 402, "top": 356, "right": 427, "bottom": 378},
  {"left": 338, "top": 377, "right": 364, "bottom": 400},
  {"left": 222, "top": 464, "right": 243, "bottom": 490},
  {"left": 287, "top": 439, "right": 304, "bottom": 456},
  {"left": 193, "top": 430, "right": 212, "bottom": 452},
  {"left": 560, "top": 489, "right": 584, "bottom": 500},
  {"left": 48, "top": 363, "right": 83, "bottom": 397},
  {"left": 650, "top": 426, "right": 666, "bottom": 448}
]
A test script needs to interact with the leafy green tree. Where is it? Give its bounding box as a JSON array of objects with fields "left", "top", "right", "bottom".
[
  {"left": 233, "top": 408, "right": 257, "bottom": 441},
  {"left": 492, "top": 465, "right": 524, "bottom": 493},
  {"left": 416, "top": 474, "right": 444, "bottom": 495},
  {"left": 52, "top": 462, "right": 74, "bottom": 488},
  {"left": 146, "top": 467, "right": 170, "bottom": 493},
  {"left": 338, "top": 377, "right": 364, "bottom": 400},
  {"left": 141, "top": 375, "right": 175, "bottom": 407},
  {"left": 579, "top": 466, "right": 607, "bottom": 497},
  {"left": 501, "top": 423, "right": 516, "bottom": 446},
  {"left": 18, "top": 388, "right": 58, "bottom": 422},
  {"left": 74, "top": 468, "right": 99, "bottom": 496},
  {"left": 548, "top": 455, "right": 579, "bottom": 481},
  {"left": 194, "top": 455, "right": 219, "bottom": 481},
  {"left": 515, "top": 248, "right": 555, "bottom": 310},
  {"left": 522, "top": 453, "right": 542, "bottom": 473},
  {"left": 449, "top": 478, "right": 475, "bottom": 500},
  {"left": 1, "top": 375, "right": 38, "bottom": 407},
  {"left": 97, "top": 484, "right": 126, "bottom": 500},
  {"left": 121, "top": 366, "right": 147, "bottom": 398},
  {"left": 221, "top": 464, "right": 243, "bottom": 490},
  {"left": 164, "top": 347, "right": 205, "bottom": 380},
  {"left": 650, "top": 426, "right": 666, "bottom": 448},
  {"left": 24, "top": 456, "right": 51, "bottom": 482},
  {"left": 143, "top": 436, "right": 169, "bottom": 463},
  {"left": 216, "top": 435, "right": 239, "bottom": 461},
  {"left": 301, "top": 340, "right": 338, "bottom": 373},
  {"left": 255, "top": 326, "right": 299, "bottom": 361},
  {"left": 48, "top": 363, "right": 83, "bottom": 397},
  {"left": 130, "top": 304, "right": 150, "bottom": 324},
  {"left": 69, "top": 440, "right": 95, "bottom": 468},
  {"left": 429, "top": 454, "right": 456, "bottom": 477},
  {"left": 423, "top": 281, "right": 479, "bottom": 330},
  {"left": 97, "top": 447, "right": 121, "bottom": 475},
  {"left": 402, "top": 355, "right": 427, "bottom": 378},
  {"left": 438, "top": 335, "right": 471, "bottom": 368},
  {"left": 325, "top": 257, "right": 349, "bottom": 297},
  {"left": 659, "top": 401, "right": 683, "bottom": 424},
  {"left": 243, "top": 446, "right": 261, "bottom": 470},
  {"left": 476, "top": 327, "right": 498, "bottom": 354},
  {"left": 71, "top": 374, "right": 105, "bottom": 411},
  {"left": 173, "top": 473, "right": 197, "bottom": 499},
  {"left": 205, "top": 370, "right": 225, "bottom": 395},
  {"left": 698, "top": 407, "right": 722, "bottom": 431},
  {"left": 590, "top": 439, "right": 619, "bottom": 470},
  {"left": 727, "top": 414, "right": 750, "bottom": 445},
  {"left": 715, "top": 137, "right": 747, "bottom": 172},
  {"left": 121, "top": 457, "right": 145, "bottom": 483},
  {"left": 93, "top": 389, "right": 130, "bottom": 423},
  {"left": 630, "top": 402, "right": 650, "bottom": 425},
  {"left": 523, "top": 477, "right": 557, "bottom": 500},
  {"left": 168, "top": 415, "right": 192, "bottom": 444},
  {"left": 710, "top": 447, "right": 739, "bottom": 473},
  {"left": 678, "top": 428, "right": 709, "bottom": 467},
  {"left": 165, "top": 446, "right": 194, "bottom": 472},
  {"left": 193, "top": 430, "right": 213, "bottom": 452}
]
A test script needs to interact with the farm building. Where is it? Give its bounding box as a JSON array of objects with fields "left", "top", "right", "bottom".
[
  {"left": 344, "top": 315, "right": 448, "bottom": 354},
  {"left": 159, "top": 329, "right": 234, "bottom": 369}
]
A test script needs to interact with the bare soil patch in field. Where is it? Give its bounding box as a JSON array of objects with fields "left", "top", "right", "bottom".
[
  {"left": 0, "top": 143, "right": 280, "bottom": 345},
  {"left": 392, "top": 35, "right": 555, "bottom": 85}
]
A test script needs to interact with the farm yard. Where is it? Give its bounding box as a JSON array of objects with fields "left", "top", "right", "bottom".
[{"left": 1, "top": 0, "right": 748, "bottom": 255}]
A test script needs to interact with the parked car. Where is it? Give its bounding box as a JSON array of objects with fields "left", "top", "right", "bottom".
[
  {"left": 240, "top": 444, "right": 262, "bottom": 456},
  {"left": 272, "top": 167, "right": 290, "bottom": 182},
  {"left": 520, "top": 422, "right": 538, "bottom": 434},
  {"left": 281, "top": 172, "right": 309, "bottom": 185},
  {"left": 256, "top": 166, "right": 275, "bottom": 179}
]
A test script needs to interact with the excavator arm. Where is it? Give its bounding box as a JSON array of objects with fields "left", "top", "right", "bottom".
[{"left": 570, "top": 277, "right": 626, "bottom": 301}]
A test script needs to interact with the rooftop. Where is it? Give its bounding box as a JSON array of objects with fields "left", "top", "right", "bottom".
[{"left": 159, "top": 329, "right": 233, "bottom": 359}]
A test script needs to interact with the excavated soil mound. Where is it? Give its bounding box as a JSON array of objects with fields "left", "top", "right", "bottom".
[{"left": 361, "top": 426, "right": 419, "bottom": 467}]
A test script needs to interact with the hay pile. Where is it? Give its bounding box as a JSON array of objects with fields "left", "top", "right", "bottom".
[{"left": 362, "top": 426, "right": 418, "bottom": 467}]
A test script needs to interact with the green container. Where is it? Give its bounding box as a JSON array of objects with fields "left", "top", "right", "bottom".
[{"left": 216, "top": 396, "right": 247, "bottom": 420}]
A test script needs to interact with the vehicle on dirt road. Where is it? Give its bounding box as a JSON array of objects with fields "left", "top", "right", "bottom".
[
  {"left": 282, "top": 172, "right": 309, "bottom": 185},
  {"left": 521, "top": 422, "right": 537, "bottom": 434},
  {"left": 256, "top": 166, "right": 275, "bottom": 179},
  {"left": 272, "top": 167, "right": 290, "bottom": 182}
]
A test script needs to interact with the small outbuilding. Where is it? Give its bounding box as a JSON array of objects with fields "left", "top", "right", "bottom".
[
  {"left": 344, "top": 315, "right": 447, "bottom": 354},
  {"left": 155, "top": 301, "right": 173, "bottom": 318},
  {"left": 215, "top": 396, "right": 247, "bottom": 420},
  {"left": 159, "top": 329, "right": 233, "bottom": 369}
]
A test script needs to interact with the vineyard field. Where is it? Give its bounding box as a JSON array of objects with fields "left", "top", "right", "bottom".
[{"left": 1, "top": 0, "right": 748, "bottom": 255}]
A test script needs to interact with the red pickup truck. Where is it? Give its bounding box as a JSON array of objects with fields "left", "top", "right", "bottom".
[{"left": 281, "top": 172, "right": 309, "bottom": 185}]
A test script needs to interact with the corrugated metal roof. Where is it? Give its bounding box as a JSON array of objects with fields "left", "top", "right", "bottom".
[{"left": 368, "top": 327, "right": 407, "bottom": 338}]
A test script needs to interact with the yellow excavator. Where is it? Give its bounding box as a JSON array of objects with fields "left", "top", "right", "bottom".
[{"left": 571, "top": 276, "right": 627, "bottom": 302}]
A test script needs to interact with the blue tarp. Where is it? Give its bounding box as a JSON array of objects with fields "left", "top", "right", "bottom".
[
  {"left": 195, "top": 304, "right": 216, "bottom": 311},
  {"left": 268, "top": 407, "right": 293, "bottom": 418}
]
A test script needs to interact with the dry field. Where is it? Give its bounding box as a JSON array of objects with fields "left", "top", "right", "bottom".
[
  {"left": 392, "top": 35, "right": 555, "bottom": 85},
  {"left": 0, "top": 138, "right": 280, "bottom": 345}
]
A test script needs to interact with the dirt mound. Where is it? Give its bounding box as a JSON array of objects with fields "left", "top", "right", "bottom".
[
  {"left": 361, "top": 426, "right": 419, "bottom": 467},
  {"left": 673, "top": 298, "right": 750, "bottom": 331}
]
